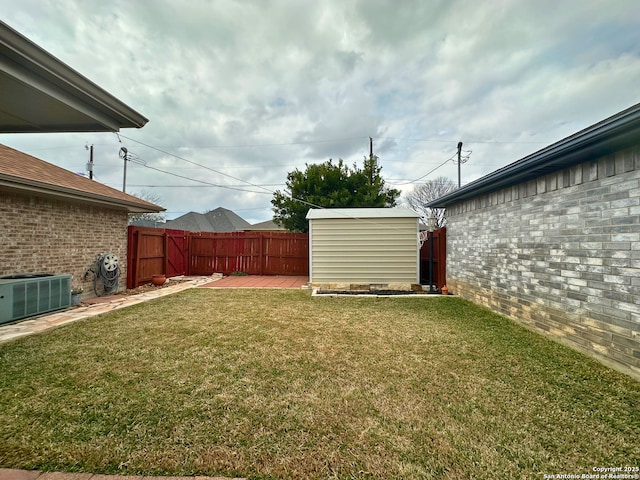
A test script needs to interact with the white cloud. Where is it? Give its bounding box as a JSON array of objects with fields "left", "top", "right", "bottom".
[{"left": 1, "top": 0, "right": 639, "bottom": 223}]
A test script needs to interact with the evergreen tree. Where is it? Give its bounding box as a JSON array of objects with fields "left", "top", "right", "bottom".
[{"left": 272, "top": 158, "right": 400, "bottom": 232}]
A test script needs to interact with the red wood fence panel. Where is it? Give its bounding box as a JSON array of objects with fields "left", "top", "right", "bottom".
[
  {"left": 127, "top": 226, "right": 165, "bottom": 289},
  {"left": 127, "top": 226, "right": 309, "bottom": 288},
  {"left": 419, "top": 227, "right": 446, "bottom": 289},
  {"left": 188, "top": 231, "right": 309, "bottom": 276},
  {"left": 189, "top": 232, "right": 263, "bottom": 276},
  {"left": 166, "top": 229, "right": 188, "bottom": 277},
  {"left": 262, "top": 232, "right": 309, "bottom": 275}
]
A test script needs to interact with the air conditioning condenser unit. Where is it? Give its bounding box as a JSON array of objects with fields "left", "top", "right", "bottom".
[{"left": 0, "top": 274, "right": 72, "bottom": 324}]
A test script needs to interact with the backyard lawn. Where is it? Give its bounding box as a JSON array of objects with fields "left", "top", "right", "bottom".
[{"left": 0, "top": 289, "right": 638, "bottom": 479}]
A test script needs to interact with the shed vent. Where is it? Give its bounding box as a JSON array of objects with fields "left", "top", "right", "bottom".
[{"left": 0, "top": 274, "right": 72, "bottom": 324}]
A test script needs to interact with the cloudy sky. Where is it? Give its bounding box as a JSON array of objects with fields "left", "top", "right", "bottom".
[{"left": 1, "top": 0, "right": 639, "bottom": 223}]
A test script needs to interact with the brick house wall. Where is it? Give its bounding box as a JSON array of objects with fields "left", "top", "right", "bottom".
[
  {"left": 0, "top": 192, "right": 128, "bottom": 298},
  {"left": 445, "top": 145, "right": 640, "bottom": 379}
]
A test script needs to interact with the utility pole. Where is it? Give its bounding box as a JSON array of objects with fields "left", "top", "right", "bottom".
[
  {"left": 85, "top": 144, "right": 94, "bottom": 179},
  {"left": 88, "top": 145, "right": 94, "bottom": 180},
  {"left": 457, "top": 141, "right": 463, "bottom": 188},
  {"left": 119, "top": 147, "right": 129, "bottom": 193},
  {"left": 368, "top": 136, "right": 376, "bottom": 185}
]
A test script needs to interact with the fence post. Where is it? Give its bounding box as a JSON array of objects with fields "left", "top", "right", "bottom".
[
  {"left": 259, "top": 233, "right": 264, "bottom": 275},
  {"left": 126, "top": 226, "right": 135, "bottom": 289},
  {"left": 439, "top": 227, "right": 446, "bottom": 288},
  {"left": 163, "top": 231, "right": 168, "bottom": 277},
  {"left": 134, "top": 229, "right": 143, "bottom": 288}
]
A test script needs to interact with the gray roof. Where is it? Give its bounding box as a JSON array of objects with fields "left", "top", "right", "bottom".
[
  {"left": 129, "top": 220, "right": 166, "bottom": 228},
  {"left": 428, "top": 101, "right": 640, "bottom": 207},
  {"left": 165, "top": 207, "right": 250, "bottom": 232},
  {"left": 244, "top": 219, "right": 285, "bottom": 231}
]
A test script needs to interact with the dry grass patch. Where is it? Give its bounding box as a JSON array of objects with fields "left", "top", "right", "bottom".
[{"left": 0, "top": 289, "right": 638, "bottom": 479}]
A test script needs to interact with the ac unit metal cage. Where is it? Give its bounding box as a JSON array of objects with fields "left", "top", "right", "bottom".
[{"left": 0, "top": 274, "right": 72, "bottom": 324}]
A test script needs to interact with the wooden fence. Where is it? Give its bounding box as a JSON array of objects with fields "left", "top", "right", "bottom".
[
  {"left": 127, "top": 226, "right": 309, "bottom": 288},
  {"left": 419, "top": 227, "right": 446, "bottom": 289}
]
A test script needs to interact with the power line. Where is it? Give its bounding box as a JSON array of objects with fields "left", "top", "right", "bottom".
[
  {"left": 116, "top": 136, "right": 332, "bottom": 217},
  {"left": 118, "top": 134, "right": 360, "bottom": 215},
  {"left": 118, "top": 133, "right": 275, "bottom": 196},
  {"left": 127, "top": 158, "right": 272, "bottom": 195},
  {"left": 378, "top": 136, "right": 548, "bottom": 145},
  {"left": 127, "top": 183, "right": 285, "bottom": 188},
  {"left": 136, "top": 136, "right": 366, "bottom": 149},
  {"left": 389, "top": 152, "right": 458, "bottom": 186}
]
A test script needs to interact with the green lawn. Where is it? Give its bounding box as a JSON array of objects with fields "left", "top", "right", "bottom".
[{"left": 0, "top": 289, "right": 638, "bottom": 479}]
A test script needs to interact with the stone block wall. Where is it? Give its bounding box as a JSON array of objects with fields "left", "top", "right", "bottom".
[
  {"left": 0, "top": 192, "right": 129, "bottom": 298},
  {"left": 445, "top": 145, "right": 640, "bottom": 379}
]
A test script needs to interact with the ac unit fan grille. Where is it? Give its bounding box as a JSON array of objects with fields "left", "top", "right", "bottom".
[{"left": 0, "top": 275, "right": 71, "bottom": 324}]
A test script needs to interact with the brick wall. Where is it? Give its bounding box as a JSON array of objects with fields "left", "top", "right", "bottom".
[
  {"left": 445, "top": 145, "right": 640, "bottom": 380},
  {"left": 0, "top": 192, "right": 129, "bottom": 298}
]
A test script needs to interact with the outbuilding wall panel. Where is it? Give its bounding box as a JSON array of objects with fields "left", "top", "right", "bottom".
[{"left": 310, "top": 216, "right": 419, "bottom": 284}]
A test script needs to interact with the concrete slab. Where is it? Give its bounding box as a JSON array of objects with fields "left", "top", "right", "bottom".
[
  {"left": 0, "top": 469, "right": 41, "bottom": 480},
  {"left": 201, "top": 275, "right": 308, "bottom": 289},
  {"left": 90, "top": 476, "right": 143, "bottom": 480},
  {"left": 38, "top": 473, "right": 92, "bottom": 480}
]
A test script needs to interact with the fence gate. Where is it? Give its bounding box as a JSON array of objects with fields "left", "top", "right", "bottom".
[
  {"left": 419, "top": 227, "right": 446, "bottom": 289},
  {"left": 166, "top": 230, "right": 188, "bottom": 277}
]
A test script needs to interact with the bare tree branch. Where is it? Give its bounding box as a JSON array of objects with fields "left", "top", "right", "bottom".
[
  {"left": 404, "top": 176, "right": 456, "bottom": 229},
  {"left": 128, "top": 189, "right": 167, "bottom": 224}
]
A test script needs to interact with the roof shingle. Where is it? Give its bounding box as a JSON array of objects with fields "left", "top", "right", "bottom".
[
  {"left": 165, "top": 207, "right": 250, "bottom": 232},
  {"left": 0, "top": 143, "right": 163, "bottom": 212}
]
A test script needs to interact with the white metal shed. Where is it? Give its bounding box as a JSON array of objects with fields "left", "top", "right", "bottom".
[{"left": 306, "top": 207, "right": 421, "bottom": 285}]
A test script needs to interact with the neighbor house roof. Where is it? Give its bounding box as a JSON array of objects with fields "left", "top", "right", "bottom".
[
  {"left": 0, "top": 143, "right": 163, "bottom": 213},
  {"left": 428, "top": 101, "right": 640, "bottom": 207},
  {"left": 306, "top": 207, "right": 420, "bottom": 219},
  {"left": 165, "top": 207, "right": 251, "bottom": 232},
  {"left": 0, "top": 20, "right": 148, "bottom": 133},
  {"left": 244, "top": 219, "right": 285, "bottom": 231}
]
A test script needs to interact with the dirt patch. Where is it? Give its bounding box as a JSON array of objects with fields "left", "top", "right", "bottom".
[
  {"left": 120, "top": 277, "right": 191, "bottom": 296},
  {"left": 314, "top": 289, "right": 431, "bottom": 296}
]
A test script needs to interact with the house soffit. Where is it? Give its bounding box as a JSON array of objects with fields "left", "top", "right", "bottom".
[{"left": 0, "top": 21, "right": 148, "bottom": 133}]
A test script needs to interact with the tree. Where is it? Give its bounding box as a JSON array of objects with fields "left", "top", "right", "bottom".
[
  {"left": 128, "top": 189, "right": 166, "bottom": 224},
  {"left": 272, "top": 158, "right": 400, "bottom": 232},
  {"left": 404, "top": 176, "right": 456, "bottom": 229}
]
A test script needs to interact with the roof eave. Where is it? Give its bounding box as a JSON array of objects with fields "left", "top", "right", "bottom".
[
  {"left": 0, "top": 177, "right": 164, "bottom": 213},
  {"left": 428, "top": 102, "right": 640, "bottom": 208},
  {"left": 0, "top": 20, "right": 148, "bottom": 131}
]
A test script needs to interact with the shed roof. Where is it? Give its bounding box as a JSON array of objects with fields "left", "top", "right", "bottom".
[
  {"left": 0, "top": 20, "right": 148, "bottom": 133},
  {"left": 0, "top": 143, "right": 163, "bottom": 213},
  {"left": 306, "top": 207, "right": 420, "bottom": 220},
  {"left": 428, "top": 101, "right": 640, "bottom": 207}
]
